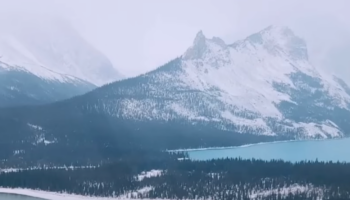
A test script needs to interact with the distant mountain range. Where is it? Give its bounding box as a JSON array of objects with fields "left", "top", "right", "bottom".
[
  {"left": 1, "top": 25, "right": 350, "bottom": 166},
  {"left": 0, "top": 15, "right": 123, "bottom": 107}
]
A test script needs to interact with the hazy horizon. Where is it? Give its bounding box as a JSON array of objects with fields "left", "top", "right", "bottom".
[{"left": 1, "top": 0, "right": 350, "bottom": 82}]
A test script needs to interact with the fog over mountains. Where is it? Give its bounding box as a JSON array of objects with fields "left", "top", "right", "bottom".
[{"left": 0, "top": 15, "right": 123, "bottom": 107}]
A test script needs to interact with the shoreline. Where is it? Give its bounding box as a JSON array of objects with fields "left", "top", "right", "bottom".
[{"left": 168, "top": 137, "right": 346, "bottom": 152}]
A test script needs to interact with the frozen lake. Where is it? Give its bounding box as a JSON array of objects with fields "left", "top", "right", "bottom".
[{"left": 188, "top": 138, "right": 350, "bottom": 162}]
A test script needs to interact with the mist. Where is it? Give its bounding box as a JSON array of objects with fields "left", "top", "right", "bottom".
[{"left": 0, "top": 0, "right": 349, "bottom": 82}]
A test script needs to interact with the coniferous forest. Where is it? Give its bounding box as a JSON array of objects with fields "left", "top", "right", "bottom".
[{"left": 2, "top": 153, "right": 350, "bottom": 200}]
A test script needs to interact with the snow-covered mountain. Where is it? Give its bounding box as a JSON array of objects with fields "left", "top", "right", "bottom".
[
  {"left": 0, "top": 15, "right": 123, "bottom": 106},
  {"left": 2, "top": 25, "right": 350, "bottom": 165},
  {"left": 86, "top": 25, "right": 350, "bottom": 139}
]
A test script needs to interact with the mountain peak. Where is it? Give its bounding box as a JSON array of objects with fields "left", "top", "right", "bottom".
[
  {"left": 183, "top": 30, "right": 207, "bottom": 60},
  {"left": 193, "top": 30, "right": 206, "bottom": 45},
  {"left": 183, "top": 30, "right": 227, "bottom": 60},
  {"left": 263, "top": 25, "right": 295, "bottom": 35},
  {"left": 243, "top": 25, "right": 308, "bottom": 60},
  {"left": 246, "top": 25, "right": 298, "bottom": 44},
  {"left": 260, "top": 25, "right": 301, "bottom": 46}
]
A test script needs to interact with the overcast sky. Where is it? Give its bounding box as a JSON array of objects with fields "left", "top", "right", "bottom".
[{"left": 1, "top": 0, "right": 350, "bottom": 80}]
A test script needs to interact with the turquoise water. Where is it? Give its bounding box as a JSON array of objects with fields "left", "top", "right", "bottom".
[
  {"left": 187, "top": 138, "right": 350, "bottom": 162},
  {"left": 0, "top": 193, "right": 46, "bottom": 200}
]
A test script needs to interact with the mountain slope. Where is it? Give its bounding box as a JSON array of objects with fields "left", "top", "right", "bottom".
[
  {"left": 0, "top": 15, "right": 123, "bottom": 107},
  {"left": 0, "top": 15, "right": 123, "bottom": 86},
  {"left": 0, "top": 61, "right": 95, "bottom": 107},
  {"left": 1, "top": 26, "right": 350, "bottom": 166}
]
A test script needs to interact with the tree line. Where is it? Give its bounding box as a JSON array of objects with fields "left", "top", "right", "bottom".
[{"left": 2, "top": 157, "right": 350, "bottom": 199}]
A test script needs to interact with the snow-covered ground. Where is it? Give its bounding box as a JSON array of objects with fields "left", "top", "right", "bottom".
[
  {"left": 0, "top": 170, "right": 162, "bottom": 199},
  {"left": 136, "top": 170, "right": 163, "bottom": 181},
  {"left": 0, "top": 188, "right": 109, "bottom": 200},
  {"left": 0, "top": 187, "right": 179, "bottom": 200},
  {"left": 249, "top": 184, "right": 320, "bottom": 199},
  {"left": 0, "top": 184, "right": 324, "bottom": 200}
]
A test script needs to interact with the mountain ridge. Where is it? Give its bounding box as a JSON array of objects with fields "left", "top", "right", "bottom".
[
  {"left": 1, "top": 25, "right": 350, "bottom": 166},
  {"left": 0, "top": 61, "right": 95, "bottom": 107},
  {"left": 40, "top": 25, "right": 350, "bottom": 138}
]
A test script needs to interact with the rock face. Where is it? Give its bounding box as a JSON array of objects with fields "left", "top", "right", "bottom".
[
  {"left": 1, "top": 25, "right": 350, "bottom": 166},
  {"left": 0, "top": 15, "right": 123, "bottom": 107}
]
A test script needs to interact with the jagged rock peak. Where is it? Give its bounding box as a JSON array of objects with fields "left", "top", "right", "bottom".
[
  {"left": 193, "top": 30, "right": 206, "bottom": 45},
  {"left": 184, "top": 30, "right": 227, "bottom": 60}
]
